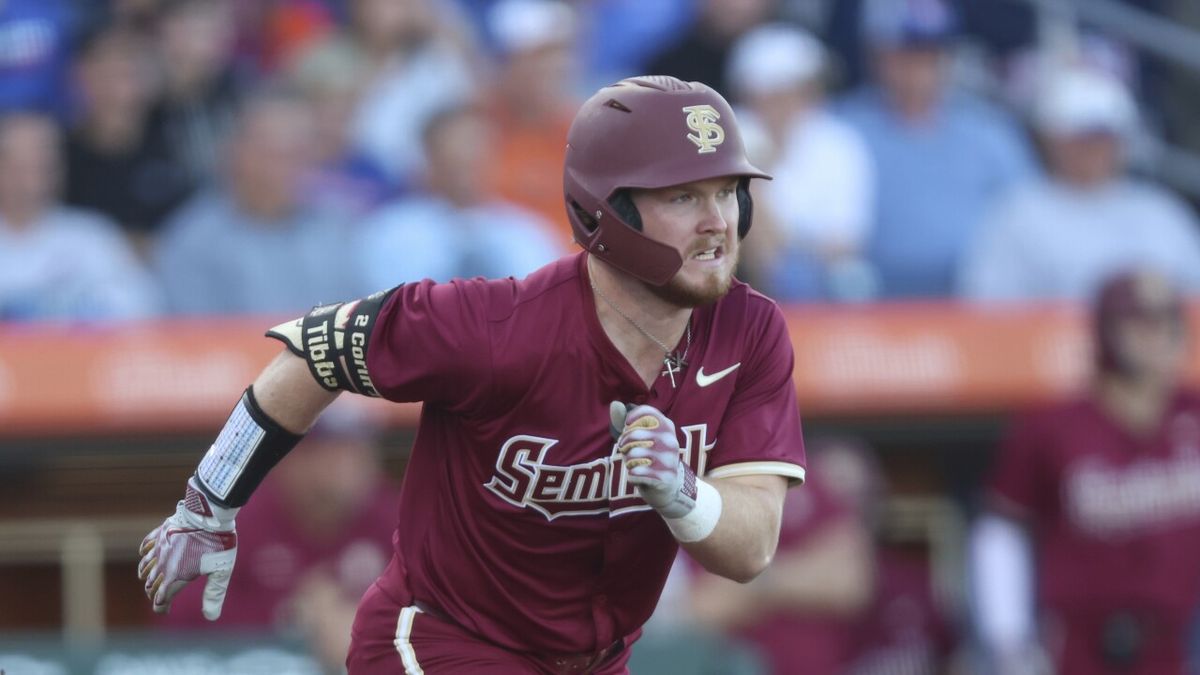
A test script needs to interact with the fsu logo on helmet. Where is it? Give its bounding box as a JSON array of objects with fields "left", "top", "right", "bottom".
[{"left": 682, "top": 104, "right": 725, "bottom": 154}]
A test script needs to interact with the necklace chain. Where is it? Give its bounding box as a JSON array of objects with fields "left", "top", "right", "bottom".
[{"left": 589, "top": 275, "right": 692, "bottom": 373}]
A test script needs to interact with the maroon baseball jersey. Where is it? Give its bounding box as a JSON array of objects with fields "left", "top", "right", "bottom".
[
  {"left": 987, "top": 391, "right": 1200, "bottom": 675},
  {"left": 163, "top": 476, "right": 399, "bottom": 629},
  {"left": 363, "top": 252, "right": 806, "bottom": 654}
]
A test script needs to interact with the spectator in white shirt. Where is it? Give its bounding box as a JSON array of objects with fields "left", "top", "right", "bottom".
[
  {"left": 726, "top": 24, "right": 877, "bottom": 301},
  {"left": 0, "top": 112, "right": 160, "bottom": 321},
  {"left": 959, "top": 66, "right": 1200, "bottom": 302}
]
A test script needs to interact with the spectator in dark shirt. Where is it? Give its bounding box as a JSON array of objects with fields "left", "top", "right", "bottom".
[
  {"left": 64, "top": 24, "right": 193, "bottom": 244},
  {"left": 145, "top": 0, "right": 242, "bottom": 188},
  {"left": 645, "top": 0, "right": 777, "bottom": 97}
]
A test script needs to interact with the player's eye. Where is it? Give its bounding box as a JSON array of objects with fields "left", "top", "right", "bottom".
[
  {"left": 670, "top": 192, "right": 693, "bottom": 204},
  {"left": 717, "top": 187, "right": 735, "bottom": 199}
]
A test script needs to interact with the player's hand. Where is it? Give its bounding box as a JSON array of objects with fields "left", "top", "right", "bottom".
[
  {"left": 612, "top": 403, "right": 697, "bottom": 519},
  {"left": 137, "top": 477, "right": 238, "bottom": 620}
]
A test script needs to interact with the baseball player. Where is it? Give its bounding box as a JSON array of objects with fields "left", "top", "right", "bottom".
[
  {"left": 137, "top": 76, "right": 806, "bottom": 674},
  {"left": 971, "top": 269, "right": 1200, "bottom": 675}
]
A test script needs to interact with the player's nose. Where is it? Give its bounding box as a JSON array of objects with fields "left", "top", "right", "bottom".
[{"left": 696, "top": 195, "right": 730, "bottom": 235}]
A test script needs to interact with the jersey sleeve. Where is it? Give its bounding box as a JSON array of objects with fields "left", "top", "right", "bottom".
[
  {"left": 705, "top": 301, "right": 807, "bottom": 484},
  {"left": 986, "top": 411, "right": 1056, "bottom": 519},
  {"left": 365, "top": 278, "right": 502, "bottom": 412}
]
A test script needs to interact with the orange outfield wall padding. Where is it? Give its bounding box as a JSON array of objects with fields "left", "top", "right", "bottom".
[{"left": 0, "top": 303, "right": 1197, "bottom": 436}]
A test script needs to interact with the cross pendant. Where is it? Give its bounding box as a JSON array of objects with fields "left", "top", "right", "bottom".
[{"left": 662, "top": 355, "right": 686, "bottom": 388}]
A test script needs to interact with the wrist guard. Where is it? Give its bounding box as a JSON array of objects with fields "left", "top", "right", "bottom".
[
  {"left": 266, "top": 287, "right": 398, "bottom": 396},
  {"left": 664, "top": 478, "right": 722, "bottom": 543},
  {"left": 195, "top": 387, "right": 304, "bottom": 508}
]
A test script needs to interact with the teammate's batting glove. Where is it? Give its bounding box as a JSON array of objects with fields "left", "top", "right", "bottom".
[
  {"left": 137, "top": 477, "right": 238, "bottom": 620},
  {"left": 611, "top": 402, "right": 697, "bottom": 519}
]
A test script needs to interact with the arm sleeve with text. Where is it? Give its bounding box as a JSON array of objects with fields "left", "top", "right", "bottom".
[
  {"left": 705, "top": 300, "right": 807, "bottom": 483},
  {"left": 364, "top": 278, "right": 503, "bottom": 412}
]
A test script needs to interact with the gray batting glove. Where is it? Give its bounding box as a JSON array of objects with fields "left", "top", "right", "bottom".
[{"left": 612, "top": 402, "right": 697, "bottom": 518}]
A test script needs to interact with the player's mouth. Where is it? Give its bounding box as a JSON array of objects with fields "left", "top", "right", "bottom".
[{"left": 692, "top": 246, "right": 723, "bottom": 261}]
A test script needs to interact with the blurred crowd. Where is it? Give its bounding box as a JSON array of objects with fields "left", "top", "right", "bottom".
[
  {"left": 3, "top": 0, "right": 1200, "bottom": 321},
  {"left": 6, "top": 0, "right": 1200, "bottom": 673}
]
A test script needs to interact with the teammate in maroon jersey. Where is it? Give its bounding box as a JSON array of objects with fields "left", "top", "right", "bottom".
[
  {"left": 136, "top": 75, "right": 806, "bottom": 674},
  {"left": 971, "top": 269, "right": 1200, "bottom": 675}
]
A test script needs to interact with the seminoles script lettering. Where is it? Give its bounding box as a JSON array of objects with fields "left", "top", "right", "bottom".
[
  {"left": 1066, "top": 452, "right": 1200, "bottom": 537},
  {"left": 485, "top": 425, "right": 715, "bottom": 520}
]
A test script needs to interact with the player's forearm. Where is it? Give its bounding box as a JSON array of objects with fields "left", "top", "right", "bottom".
[
  {"left": 251, "top": 349, "right": 341, "bottom": 434},
  {"left": 138, "top": 353, "right": 346, "bottom": 619},
  {"left": 188, "top": 349, "right": 338, "bottom": 509},
  {"left": 681, "top": 476, "right": 786, "bottom": 583}
]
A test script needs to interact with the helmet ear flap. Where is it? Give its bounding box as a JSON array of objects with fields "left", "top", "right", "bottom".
[
  {"left": 736, "top": 177, "right": 753, "bottom": 239},
  {"left": 570, "top": 199, "right": 600, "bottom": 235},
  {"left": 607, "top": 190, "right": 643, "bottom": 232}
]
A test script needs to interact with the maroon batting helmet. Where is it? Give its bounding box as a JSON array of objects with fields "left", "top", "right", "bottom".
[
  {"left": 1093, "top": 269, "right": 1186, "bottom": 373},
  {"left": 563, "top": 76, "right": 770, "bottom": 286}
]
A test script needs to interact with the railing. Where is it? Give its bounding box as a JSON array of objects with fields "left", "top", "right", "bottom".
[
  {"left": 0, "top": 498, "right": 965, "bottom": 642},
  {"left": 1026, "top": 0, "right": 1200, "bottom": 71},
  {"left": 0, "top": 517, "right": 157, "bottom": 642}
]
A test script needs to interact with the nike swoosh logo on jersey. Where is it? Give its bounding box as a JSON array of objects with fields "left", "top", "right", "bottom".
[{"left": 696, "top": 363, "right": 740, "bottom": 387}]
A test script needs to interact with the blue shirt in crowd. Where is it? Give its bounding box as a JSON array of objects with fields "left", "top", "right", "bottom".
[
  {"left": 838, "top": 87, "right": 1034, "bottom": 298},
  {"left": 0, "top": 0, "right": 75, "bottom": 118},
  {"left": 0, "top": 207, "right": 160, "bottom": 321},
  {"left": 960, "top": 177, "right": 1200, "bottom": 301},
  {"left": 153, "top": 190, "right": 361, "bottom": 316},
  {"left": 355, "top": 195, "right": 563, "bottom": 293}
]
